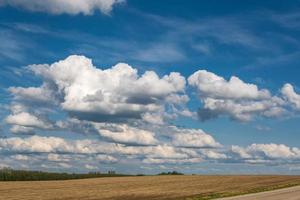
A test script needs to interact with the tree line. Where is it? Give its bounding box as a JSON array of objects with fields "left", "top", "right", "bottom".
[
  {"left": 0, "top": 168, "right": 129, "bottom": 181},
  {"left": 0, "top": 168, "right": 185, "bottom": 181}
]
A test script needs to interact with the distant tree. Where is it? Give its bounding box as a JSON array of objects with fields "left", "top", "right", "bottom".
[{"left": 158, "top": 171, "right": 184, "bottom": 175}]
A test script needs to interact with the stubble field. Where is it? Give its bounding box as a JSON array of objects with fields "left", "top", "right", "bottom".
[{"left": 1, "top": 175, "right": 300, "bottom": 200}]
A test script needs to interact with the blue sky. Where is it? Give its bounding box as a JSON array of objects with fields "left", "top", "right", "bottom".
[{"left": 0, "top": 0, "right": 300, "bottom": 174}]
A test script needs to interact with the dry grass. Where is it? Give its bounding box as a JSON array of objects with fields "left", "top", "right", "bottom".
[{"left": 1, "top": 175, "right": 300, "bottom": 200}]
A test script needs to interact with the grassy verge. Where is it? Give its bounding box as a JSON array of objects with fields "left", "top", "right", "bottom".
[{"left": 187, "top": 182, "right": 300, "bottom": 200}]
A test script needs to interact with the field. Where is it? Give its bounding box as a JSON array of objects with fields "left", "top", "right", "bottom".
[{"left": 1, "top": 175, "right": 300, "bottom": 200}]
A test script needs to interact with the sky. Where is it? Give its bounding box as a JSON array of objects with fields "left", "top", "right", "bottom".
[{"left": 0, "top": 0, "right": 300, "bottom": 174}]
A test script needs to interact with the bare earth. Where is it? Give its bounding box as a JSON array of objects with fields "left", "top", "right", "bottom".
[
  {"left": 218, "top": 185, "right": 300, "bottom": 200},
  {"left": 1, "top": 175, "right": 300, "bottom": 200}
]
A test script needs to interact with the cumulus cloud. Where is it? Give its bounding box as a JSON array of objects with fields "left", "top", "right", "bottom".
[
  {"left": 143, "top": 148, "right": 227, "bottom": 164},
  {"left": 200, "top": 97, "right": 286, "bottom": 121},
  {"left": 1, "top": 135, "right": 299, "bottom": 167},
  {"left": 4, "top": 103, "right": 55, "bottom": 134},
  {"left": 188, "top": 70, "right": 287, "bottom": 121},
  {"left": 231, "top": 143, "right": 300, "bottom": 163},
  {"left": 8, "top": 83, "right": 59, "bottom": 106},
  {"left": 10, "top": 55, "right": 299, "bottom": 129},
  {"left": 93, "top": 123, "right": 158, "bottom": 145},
  {"left": 281, "top": 83, "right": 300, "bottom": 110},
  {"left": 0, "top": 135, "right": 178, "bottom": 158},
  {"left": 26, "top": 55, "right": 186, "bottom": 123},
  {"left": 0, "top": 0, "right": 124, "bottom": 15},
  {"left": 0, "top": 135, "right": 208, "bottom": 162},
  {"left": 188, "top": 70, "right": 271, "bottom": 100},
  {"left": 171, "top": 126, "right": 221, "bottom": 148},
  {"left": 0, "top": 136, "right": 72, "bottom": 153},
  {"left": 199, "top": 149, "right": 227, "bottom": 159},
  {"left": 5, "top": 112, "right": 53, "bottom": 130},
  {"left": 3, "top": 54, "right": 300, "bottom": 171}
]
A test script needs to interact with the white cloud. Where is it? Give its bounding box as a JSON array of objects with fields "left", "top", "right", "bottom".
[
  {"left": 199, "top": 149, "right": 227, "bottom": 159},
  {"left": 9, "top": 83, "right": 58, "bottom": 105},
  {"left": 0, "top": 136, "right": 176, "bottom": 158},
  {"left": 0, "top": 0, "right": 124, "bottom": 15},
  {"left": 145, "top": 145, "right": 189, "bottom": 159},
  {"left": 231, "top": 143, "right": 300, "bottom": 161},
  {"left": 281, "top": 83, "right": 300, "bottom": 110},
  {"left": 3, "top": 53, "right": 300, "bottom": 171},
  {"left": 171, "top": 126, "right": 221, "bottom": 148},
  {"left": 0, "top": 136, "right": 72, "bottom": 153},
  {"left": 27, "top": 55, "right": 186, "bottom": 123},
  {"left": 5, "top": 112, "right": 53, "bottom": 130},
  {"left": 247, "top": 143, "right": 300, "bottom": 159},
  {"left": 188, "top": 70, "right": 287, "bottom": 121},
  {"left": 94, "top": 123, "right": 158, "bottom": 145},
  {"left": 141, "top": 112, "right": 165, "bottom": 125},
  {"left": 188, "top": 70, "right": 270, "bottom": 100},
  {"left": 143, "top": 148, "right": 227, "bottom": 164},
  {"left": 0, "top": 136, "right": 200, "bottom": 162},
  {"left": 231, "top": 145, "right": 252, "bottom": 159},
  {"left": 199, "top": 97, "right": 286, "bottom": 121},
  {"left": 1, "top": 135, "right": 299, "bottom": 167}
]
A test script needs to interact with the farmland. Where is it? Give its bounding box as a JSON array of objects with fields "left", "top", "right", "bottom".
[{"left": 1, "top": 175, "right": 300, "bottom": 200}]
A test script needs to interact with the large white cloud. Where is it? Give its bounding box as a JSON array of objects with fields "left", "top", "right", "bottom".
[
  {"left": 199, "top": 97, "right": 286, "bottom": 121},
  {"left": 9, "top": 55, "right": 299, "bottom": 127},
  {"left": 188, "top": 70, "right": 288, "bottom": 121},
  {"left": 0, "top": 0, "right": 124, "bottom": 15},
  {"left": 26, "top": 55, "right": 186, "bottom": 123},
  {"left": 188, "top": 70, "right": 271, "bottom": 100},
  {"left": 231, "top": 143, "right": 300, "bottom": 163}
]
